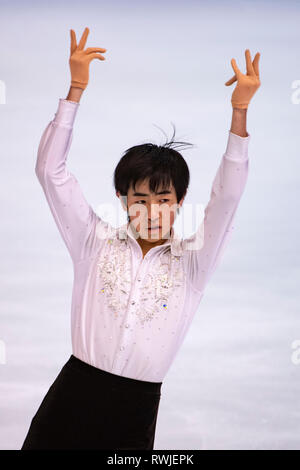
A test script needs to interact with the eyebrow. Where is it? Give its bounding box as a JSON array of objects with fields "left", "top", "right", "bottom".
[{"left": 132, "top": 190, "right": 172, "bottom": 196}]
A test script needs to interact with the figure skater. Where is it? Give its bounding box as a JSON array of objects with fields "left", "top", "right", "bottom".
[{"left": 21, "top": 26, "right": 261, "bottom": 450}]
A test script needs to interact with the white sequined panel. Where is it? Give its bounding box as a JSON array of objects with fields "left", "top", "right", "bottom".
[
  {"left": 96, "top": 236, "right": 132, "bottom": 317},
  {"left": 96, "top": 234, "right": 187, "bottom": 326},
  {"left": 132, "top": 251, "right": 187, "bottom": 325}
]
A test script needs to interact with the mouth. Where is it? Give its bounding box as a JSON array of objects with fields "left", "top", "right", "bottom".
[{"left": 147, "top": 226, "right": 161, "bottom": 230}]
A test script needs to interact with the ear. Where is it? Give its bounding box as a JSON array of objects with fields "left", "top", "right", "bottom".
[{"left": 178, "top": 194, "right": 185, "bottom": 208}]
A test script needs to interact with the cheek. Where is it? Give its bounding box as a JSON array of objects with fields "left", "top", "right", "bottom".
[
  {"left": 162, "top": 205, "right": 176, "bottom": 222},
  {"left": 168, "top": 212, "right": 175, "bottom": 226},
  {"left": 128, "top": 202, "right": 145, "bottom": 221}
]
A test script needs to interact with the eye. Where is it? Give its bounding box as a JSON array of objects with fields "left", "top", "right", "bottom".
[{"left": 135, "top": 199, "right": 169, "bottom": 204}]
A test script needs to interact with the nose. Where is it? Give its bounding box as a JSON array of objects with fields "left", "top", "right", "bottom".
[
  {"left": 146, "top": 204, "right": 160, "bottom": 226},
  {"left": 149, "top": 203, "right": 160, "bottom": 217}
]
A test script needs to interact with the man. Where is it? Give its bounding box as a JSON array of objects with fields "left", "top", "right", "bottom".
[{"left": 21, "top": 27, "right": 260, "bottom": 450}]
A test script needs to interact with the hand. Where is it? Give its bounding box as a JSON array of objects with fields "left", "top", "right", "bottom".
[
  {"left": 69, "top": 26, "right": 107, "bottom": 90},
  {"left": 225, "top": 49, "right": 261, "bottom": 109}
]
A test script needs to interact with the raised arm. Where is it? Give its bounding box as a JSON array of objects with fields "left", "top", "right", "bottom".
[
  {"left": 185, "top": 125, "right": 250, "bottom": 292},
  {"left": 185, "top": 49, "right": 261, "bottom": 292},
  {"left": 35, "top": 27, "right": 109, "bottom": 264},
  {"left": 35, "top": 99, "right": 102, "bottom": 263}
]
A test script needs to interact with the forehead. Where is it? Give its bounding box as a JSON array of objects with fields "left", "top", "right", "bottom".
[{"left": 128, "top": 178, "right": 175, "bottom": 196}]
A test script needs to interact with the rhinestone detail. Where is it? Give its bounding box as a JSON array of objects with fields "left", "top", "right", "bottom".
[
  {"left": 97, "top": 235, "right": 132, "bottom": 318},
  {"left": 133, "top": 251, "right": 186, "bottom": 324},
  {"left": 96, "top": 230, "right": 186, "bottom": 325}
]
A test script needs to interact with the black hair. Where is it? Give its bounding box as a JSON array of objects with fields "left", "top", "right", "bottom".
[{"left": 113, "top": 123, "right": 193, "bottom": 221}]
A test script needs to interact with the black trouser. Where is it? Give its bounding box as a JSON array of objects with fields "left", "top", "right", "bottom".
[{"left": 21, "top": 354, "right": 162, "bottom": 450}]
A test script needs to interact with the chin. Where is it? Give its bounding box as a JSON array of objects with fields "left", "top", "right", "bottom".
[
  {"left": 138, "top": 225, "right": 171, "bottom": 242},
  {"left": 140, "top": 230, "right": 160, "bottom": 241},
  {"left": 148, "top": 229, "right": 170, "bottom": 242}
]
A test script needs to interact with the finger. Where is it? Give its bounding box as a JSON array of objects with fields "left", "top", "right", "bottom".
[
  {"left": 245, "top": 49, "right": 255, "bottom": 76},
  {"left": 87, "top": 52, "right": 106, "bottom": 62},
  {"left": 231, "top": 58, "right": 242, "bottom": 79},
  {"left": 70, "top": 29, "right": 77, "bottom": 55},
  {"left": 252, "top": 52, "right": 260, "bottom": 79},
  {"left": 85, "top": 47, "right": 107, "bottom": 54},
  {"left": 78, "top": 26, "right": 90, "bottom": 50},
  {"left": 225, "top": 74, "right": 237, "bottom": 86}
]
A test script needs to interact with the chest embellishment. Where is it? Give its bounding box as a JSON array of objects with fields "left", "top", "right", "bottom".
[
  {"left": 133, "top": 252, "right": 186, "bottom": 324},
  {"left": 96, "top": 233, "right": 186, "bottom": 325},
  {"left": 96, "top": 236, "right": 132, "bottom": 317}
]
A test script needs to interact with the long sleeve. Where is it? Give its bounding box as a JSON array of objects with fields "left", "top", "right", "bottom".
[
  {"left": 185, "top": 130, "right": 250, "bottom": 292},
  {"left": 35, "top": 98, "right": 109, "bottom": 264}
]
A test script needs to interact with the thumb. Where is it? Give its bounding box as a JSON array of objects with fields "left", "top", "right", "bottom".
[
  {"left": 87, "top": 53, "right": 106, "bottom": 63},
  {"left": 225, "top": 74, "right": 237, "bottom": 86}
]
